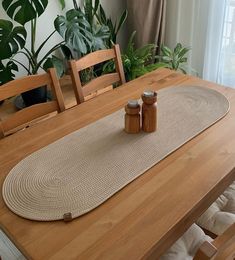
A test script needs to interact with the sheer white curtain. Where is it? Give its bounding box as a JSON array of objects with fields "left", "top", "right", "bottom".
[{"left": 203, "top": 0, "right": 235, "bottom": 87}]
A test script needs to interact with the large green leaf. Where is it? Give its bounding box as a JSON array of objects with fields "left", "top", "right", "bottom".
[
  {"left": 0, "top": 19, "right": 26, "bottom": 60},
  {"left": 2, "top": 0, "right": 48, "bottom": 25},
  {"left": 116, "top": 10, "right": 128, "bottom": 35},
  {"left": 92, "top": 24, "right": 110, "bottom": 51},
  {"left": 54, "top": 9, "right": 93, "bottom": 54},
  {"left": 0, "top": 61, "right": 18, "bottom": 85}
]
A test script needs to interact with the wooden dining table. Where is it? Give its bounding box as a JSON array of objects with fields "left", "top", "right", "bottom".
[{"left": 0, "top": 68, "right": 235, "bottom": 260}]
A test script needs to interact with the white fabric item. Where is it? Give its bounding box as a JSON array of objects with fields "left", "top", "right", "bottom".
[
  {"left": 203, "top": 0, "right": 235, "bottom": 88},
  {"left": 203, "top": 0, "right": 226, "bottom": 83},
  {"left": 197, "top": 181, "right": 235, "bottom": 235},
  {"left": 160, "top": 224, "right": 212, "bottom": 260}
]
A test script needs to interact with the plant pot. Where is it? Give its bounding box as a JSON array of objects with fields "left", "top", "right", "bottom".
[{"left": 21, "top": 86, "right": 47, "bottom": 107}]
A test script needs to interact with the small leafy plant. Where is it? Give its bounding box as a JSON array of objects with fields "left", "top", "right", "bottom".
[
  {"left": 157, "top": 43, "right": 190, "bottom": 74},
  {"left": 103, "top": 31, "right": 166, "bottom": 82}
]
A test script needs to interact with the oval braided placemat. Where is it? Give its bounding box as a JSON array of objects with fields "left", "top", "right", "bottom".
[{"left": 2, "top": 86, "right": 230, "bottom": 221}]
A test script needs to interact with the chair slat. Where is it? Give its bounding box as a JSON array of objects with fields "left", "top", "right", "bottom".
[
  {"left": 84, "top": 85, "right": 113, "bottom": 101},
  {"left": 0, "top": 68, "right": 65, "bottom": 138},
  {"left": 113, "top": 44, "right": 126, "bottom": 84},
  {"left": 194, "top": 223, "right": 235, "bottom": 260},
  {"left": 83, "top": 73, "right": 118, "bottom": 96},
  {"left": 0, "top": 74, "right": 51, "bottom": 101},
  {"left": 69, "top": 44, "right": 126, "bottom": 104},
  {"left": 75, "top": 49, "right": 116, "bottom": 71},
  {"left": 2, "top": 101, "right": 58, "bottom": 134},
  {"left": 49, "top": 68, "right": 65, "bottom": 112},
  {"left": 194, "top": 241, "right": 217, "bottom": 260}
]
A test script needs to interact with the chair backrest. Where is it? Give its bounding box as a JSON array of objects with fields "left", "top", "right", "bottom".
[
  {"left": 194, "top": 223, "right": 235, "bottom": 260},
  {"left": 69, "top": 44, "right": 126, "bottom": 104},
  {"left": 0, "top": 68, "right": 65, "bottom": 138}
]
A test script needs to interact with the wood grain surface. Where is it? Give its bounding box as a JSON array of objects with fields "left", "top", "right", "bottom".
[{"left": 0, "top": 69, "right": 235, "bottom": 260}]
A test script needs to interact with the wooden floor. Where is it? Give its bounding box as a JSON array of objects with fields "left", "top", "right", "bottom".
[{"left": 0, "top": 76, "right": 76, "bottom": 120}]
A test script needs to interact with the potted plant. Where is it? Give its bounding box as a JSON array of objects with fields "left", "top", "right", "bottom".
[
  {"left": 103, "top": 31, "right": 167, "bottom": 82},
  {"left": 54, "top": 0, "right": 127, "bottom": 81},
  {"left": 0, "top": 0, "right": 64, "bottom": 107},
  {"left": 156, "top": 43, "right": 191, "bottom": 74}
]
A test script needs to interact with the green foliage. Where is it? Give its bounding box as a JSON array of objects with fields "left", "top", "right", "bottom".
[
  {"left": 0, "top": 61, "right": 18, "bottom": 85},
  {"left": 55, "top": 4, "right": 110, "bottom": 58},
  {"left": 0, "top": 0, "right": 64, "bottom": 83},
  {"left": 103, "top": 31, "right": 166, "bottom": 82},
  {"left": 83, "top": 0, "right": 110, "bottom": 51},
  {"left": 0, "top": 19, "right": 27, "bottom": 60},
  {"left": 58, "top": 0, "right": 126, "bottom": 59},
  {"left": 157, "top": 43, "right": 190, "bottom": 74},
  {"left": 2, "top": 0, "right": 48, "bottom": 25},
  {"left": 55, "top": 9, "right": 93, "bottom": 55},
  {"left": 97, "top": 4, "right": 128, "bottom": 47}
]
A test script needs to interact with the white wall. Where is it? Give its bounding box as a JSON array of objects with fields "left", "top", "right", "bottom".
[
  {"left": 0, "top": 0, "right": 127, "bottom": 78},
  {"left": 101, "top": 0, "right": 127, "bottom": 49},
  {"left": 165, "top": 0, "right": 210, "bottom": 77}
]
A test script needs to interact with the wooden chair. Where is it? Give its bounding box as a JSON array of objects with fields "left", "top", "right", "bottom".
[
  {"left": 160, "top": 223, "right": 235, "bottom": 260},
  {"left": 197, "top": 181, "right": 235, "bottom": 236},
  {"left": 194, "top": 223, "right": 235, "bottom": 260},
  {"left": 69, "top": 44, "right": 126, "bottom": 104},
  {"left": 0, "top": 68, "right": 65, "bottom": 138}
]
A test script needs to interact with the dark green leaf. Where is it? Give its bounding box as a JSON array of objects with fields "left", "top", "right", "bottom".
[
  {"left": 0, "top": 19, "right": 27, "bottom": 60},
  {"left": 99, "top": 5, "right": 107, "bottom": 24},
  {"left": 94, "top": 0, "right": 100, "bottom": 16},
  {"left": 92, "top": 25, "right": 110, "bottom": 50},
  {"left": 174, "top": 43, "right": 182, "bottom": 55},
  {"left": 161, "top": 45, "right": 172, "bottom": 57},
  {"left": 135, "top": 44, "right": 155, "bottom": 60},
  {"left": 179, "top": 57, "right": 187, "bottom": 63},
  {"left": 178, "top": 47, "right": 190, "bottom": 58},
  {"left": 61, "top": 44, "right": 73, "bottom": 59},
  {"left": 116, "top": 10, "right": 128, "bottom": 35},
  {"left": 54, "top": 9, "right": 93, "bottom": 54},
  {"left": 84, "top": 0, "right": 93, "bottom": 26},
  {"left": 2, "top": 0, "right": 48, "bottom": 25},
  {"left": 0, "top": 61, "right": 18, "bottom": 85}
]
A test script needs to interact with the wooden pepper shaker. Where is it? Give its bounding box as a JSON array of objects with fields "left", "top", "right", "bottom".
[
  {"left": 141, "top": 90, "right": 157, "bottom": 132},
  {"left": 125, "top": 100, "right": 141, "bottom": 134}
]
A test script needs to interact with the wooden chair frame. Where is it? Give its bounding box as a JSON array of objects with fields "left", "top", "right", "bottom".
[
  {"left": 194, "top": 223, "right": 235, "bottom": 260},
  {"left": 69, "top": 44, "right": 126, "bottom": 104},
  {"left": 0, "top": 68, "right": 65, "bottom": 138}
]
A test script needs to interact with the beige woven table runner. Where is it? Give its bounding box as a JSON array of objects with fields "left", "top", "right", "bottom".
[{"left": 2, "top": 86, "right": 230, "bottom": 221}]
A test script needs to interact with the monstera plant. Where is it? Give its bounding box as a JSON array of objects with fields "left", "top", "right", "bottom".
[
  {"left": 0, "top": 0, "right": 64, "bottom": 106},
  {"left": 54, "top": 0, "right": 110, "bottom": 60}
]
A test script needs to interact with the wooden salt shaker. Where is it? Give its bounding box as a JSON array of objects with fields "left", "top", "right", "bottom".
[
  {"left": 141, "top": 90, "right": 157, "bottom": 132},
  {"left": 125, "top": 100, "right": 141, "bottom": 134}
]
